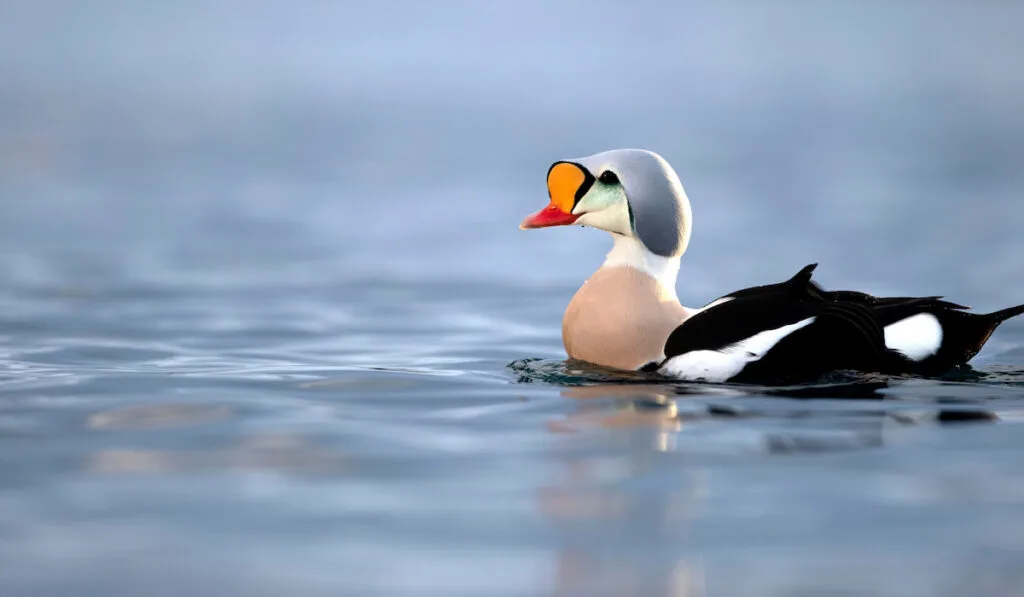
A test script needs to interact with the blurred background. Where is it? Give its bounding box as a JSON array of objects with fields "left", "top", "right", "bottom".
[
  {"left": 4, "top": 0, "right": 1023, "bottom": 295},
  {"left": 2, "top": 1, "right": 1024, "bottom": 596}
]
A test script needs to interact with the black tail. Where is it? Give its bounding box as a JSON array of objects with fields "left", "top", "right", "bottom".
[
  {"left": 986, "top": 303, "right": 1024, "bottom": 324},
  {"left": 947, "top": 303, "right": 1024, "bottom": 370}
]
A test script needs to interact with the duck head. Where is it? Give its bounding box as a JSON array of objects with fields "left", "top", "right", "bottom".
[{"left": 520, "top": 149, "right": 692, "bottom": 258}]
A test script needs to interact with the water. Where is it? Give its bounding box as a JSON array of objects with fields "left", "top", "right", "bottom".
[{"left": 2, "top": 1, "right": 1024, "bottom": 595}]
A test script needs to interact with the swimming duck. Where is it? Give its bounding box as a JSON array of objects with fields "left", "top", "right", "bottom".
[{"left": 520, "top": 148, "right": 1024, "bottom": 384}]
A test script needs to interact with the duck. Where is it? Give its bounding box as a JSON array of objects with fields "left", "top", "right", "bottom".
[{"left": 520, "top": 148, "right": 1024, "bottom": 384}]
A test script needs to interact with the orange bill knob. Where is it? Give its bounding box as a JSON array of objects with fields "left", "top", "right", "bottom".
[{"left": 519, "top": 162, "right": 589, "bottom": 229}]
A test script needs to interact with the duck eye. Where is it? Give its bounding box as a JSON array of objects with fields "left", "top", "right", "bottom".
[{"left": 598, "top": 170, "right": 619, "bottom": 185}]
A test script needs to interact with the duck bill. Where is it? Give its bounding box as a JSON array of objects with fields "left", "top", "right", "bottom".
[
  {"left": 521, "top": 161, "right": 590, "bottom": 229},
  {"left": 519, "top": 204, "right": 579, "bottom": 229}
]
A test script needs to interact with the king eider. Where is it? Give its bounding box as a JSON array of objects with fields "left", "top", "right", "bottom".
[{"left": 520, "top": 148, "right": 1024, "bottom": 384}]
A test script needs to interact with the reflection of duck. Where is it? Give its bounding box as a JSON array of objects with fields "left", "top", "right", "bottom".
[
  {"left": 521, "top": 149, "right": 1024, "bottom": 384},
  {"left": 539, "top": 393, "right": 707, "bottom": 597}
]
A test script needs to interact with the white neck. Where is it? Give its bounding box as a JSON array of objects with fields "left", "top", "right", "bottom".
[{"left": 600, "top": 235, "right": 680, "bottom": 299}]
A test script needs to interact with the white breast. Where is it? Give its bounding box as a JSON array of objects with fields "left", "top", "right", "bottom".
[{"left": 659, "top": 317, "right": 816, "bottom": 382}]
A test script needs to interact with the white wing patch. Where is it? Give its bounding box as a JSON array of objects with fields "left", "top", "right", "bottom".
[
  {"left": 659, "top": 317, "right": 816, "bottom": 382},
  {"left": 884, "top": 313, "right": 942, "bottom": 361},
  {"left": 685, "top": 296, "right": 734, "bottom": 317}
]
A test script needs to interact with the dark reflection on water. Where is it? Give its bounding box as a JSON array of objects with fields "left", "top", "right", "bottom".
[
  {"left": 3, "top": 0, "right": 1024, "bottom": 595},
  {"left": 518, "top": 358, "right": 1016, "bottom": 452}
]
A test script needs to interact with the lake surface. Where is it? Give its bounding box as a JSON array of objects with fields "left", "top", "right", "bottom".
[{"left": 2, "top": 2, "right": 1024, "bottom": 595}]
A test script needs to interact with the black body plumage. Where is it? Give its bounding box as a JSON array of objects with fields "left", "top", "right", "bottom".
[{"left": 660, "top": 264, "right": 1024, "bottom": 384}]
